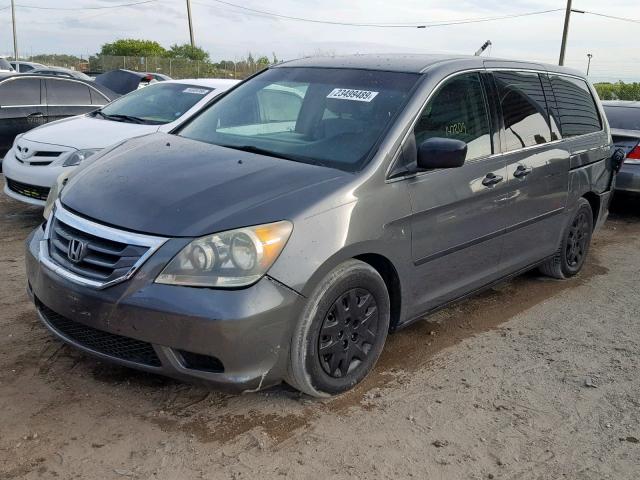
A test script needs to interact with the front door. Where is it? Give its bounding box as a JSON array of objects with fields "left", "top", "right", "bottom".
[
  {"left": 405, "top": 72, "right": 508, "bottom": 317},
  {"left": 0, "top": 77, "right": 45, "bottom": 157}
]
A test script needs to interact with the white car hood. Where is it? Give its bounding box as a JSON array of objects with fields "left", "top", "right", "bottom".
[{"left": 22, "top": 115, "right": 160, "bottom": 150}]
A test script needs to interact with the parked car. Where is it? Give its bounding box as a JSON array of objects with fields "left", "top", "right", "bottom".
[
  {"left": 3, "top": 78, "right": 238, "bottom": 204},
  {"left": 0, "top": 74, "right": 116, "bottom": 167},
  {"left": 602, "top": 101, "right": 640, "bottom": 195},
  {"left": 94, "top": 69, "right": 171, "bottom": 95},
  {"left": 0, "top": 57, "right": 15, "bottom": 72},
  {"left": 10, "top": 61, "right": 46, "bottom": 73},
  {"left": 27, "top": 54, "right": 615, "bottom": 397},
  {"left": 29, "top": 67, "right": 92, "bottom": 81}
]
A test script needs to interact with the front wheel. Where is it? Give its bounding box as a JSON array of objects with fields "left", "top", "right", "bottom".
[
  {"left": 539, "top": 198, "right": 594, "bottom": 279},
  {"left": 287, "top": 259, "right": 390, "bottom": 397}
]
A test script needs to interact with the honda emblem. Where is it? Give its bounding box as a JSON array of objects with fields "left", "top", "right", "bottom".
[{"left": 67, "top": 239, "right": 86, "bottom": 263}]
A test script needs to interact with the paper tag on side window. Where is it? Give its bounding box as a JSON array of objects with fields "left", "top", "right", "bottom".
[
  {"left": 183, "top": 88, "right": 210, "bottom": 95},
  {"left": 327, "top": 88, "right": 379, "bottom": 102}
]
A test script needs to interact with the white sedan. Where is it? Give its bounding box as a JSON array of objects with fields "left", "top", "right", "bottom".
[{"left": 3, "top": 78, "right": 238, "bottom": 206}]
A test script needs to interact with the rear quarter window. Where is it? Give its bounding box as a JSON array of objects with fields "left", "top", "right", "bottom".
[{"left": 549, "top": 75, "right": 602, "bottom": 137}]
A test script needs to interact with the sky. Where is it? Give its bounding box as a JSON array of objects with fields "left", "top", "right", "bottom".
[{"left": 1, "top": 0, "right": 639, "bottom": 82}]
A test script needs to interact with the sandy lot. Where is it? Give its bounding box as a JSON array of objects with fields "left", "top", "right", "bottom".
[{"left": 0, "top": 179, "right": 639, "bottom": 480}]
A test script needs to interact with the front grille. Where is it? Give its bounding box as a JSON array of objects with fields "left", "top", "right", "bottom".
[
  {"left": 37, "top": 299, "right": 161, "bottom": 367},
  {"left": 48, "top": 216, "right": 150, "bottom": 283},
  {"left": 6, "top": 178, "right": 50, "bottom": 201}
]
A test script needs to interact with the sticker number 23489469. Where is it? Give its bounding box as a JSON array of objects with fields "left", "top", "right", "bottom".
[{"left": 327, "top": 88, "right": 379, "bottom": 102}]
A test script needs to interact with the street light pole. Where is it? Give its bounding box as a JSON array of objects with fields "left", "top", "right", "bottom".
[
  {"left": 558, "top": 0, "right": 572, "bottom": 66},
  {"left": 586, "top": 53, "right": 593, "bottom": 76},
  {"left": 186, "top": 0, "right": 195, "bottom": 48},
  {"left": 11, "top": 0, "right": 18, "bottom": 60}
]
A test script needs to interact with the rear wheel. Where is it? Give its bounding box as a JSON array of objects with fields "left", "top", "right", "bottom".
[
  {"left": 287, "top": 259, "right": 390, "bottom": 397},
  {"left": 539, "top": 198, "right": 593, "bottom": 279}
]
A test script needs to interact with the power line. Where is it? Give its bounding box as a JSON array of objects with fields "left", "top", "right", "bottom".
[
  {"left": 13, "top": 0, "right": 159, "bottom": 11},
  {"left": 194, "top": 0, "right": 564, "bottom": 29},
  {"left": 579, "top": 10, "right": 640, "bottom": 24}
]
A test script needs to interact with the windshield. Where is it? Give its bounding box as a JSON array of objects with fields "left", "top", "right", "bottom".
[
  {"left": 604, "top": 106, "right": 640, "bottom": 131},
  {"left": 178, "top": 67, "right": 420, "bottom": 171},
  {"left": 99, "top": 82, "right": 213, "bottom": 125}
]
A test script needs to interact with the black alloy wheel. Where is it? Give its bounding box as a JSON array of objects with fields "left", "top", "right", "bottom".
[{"left": 318, "top": 288, "right": 379, "bottom": 378}]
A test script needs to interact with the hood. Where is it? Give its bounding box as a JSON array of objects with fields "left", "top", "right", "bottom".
[
  {"left": 23, "top": 115, "right": 159, "bottom": 150},
  {"left": 60, "top": 133, "right": 349, "bottom": 237}
]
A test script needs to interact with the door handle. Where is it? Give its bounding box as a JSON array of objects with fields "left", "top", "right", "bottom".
[
  {"left": 482, "top": 172, "right": 504, "bottom": 187},
  {"left": 513, "top": 165, "right": 532, "bottom": 178},
  {"left": 27, "top": 112, "right": 44, "bottom": 118}
]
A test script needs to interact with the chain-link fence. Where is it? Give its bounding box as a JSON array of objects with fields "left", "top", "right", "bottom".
[{"left": 25, "top": 54, "right": 266, "bottom": 80}]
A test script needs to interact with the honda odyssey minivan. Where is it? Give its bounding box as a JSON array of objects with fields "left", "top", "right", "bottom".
[{"left": 26, "top": 54, "right": 616, "bottom": 397}]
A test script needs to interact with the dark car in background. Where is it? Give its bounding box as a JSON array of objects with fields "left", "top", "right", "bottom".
[
  {"left": 0, "top": 74, "right": 117, "bottom": 161},
  {"left": 27, "top": 55, "right": 615, "bottom": 397},
  {"left": 94, "top": 69, "right": 171, "bottom": 95},
  {"left": 602, "top": 101, "right": 640, "bottom": 195}
]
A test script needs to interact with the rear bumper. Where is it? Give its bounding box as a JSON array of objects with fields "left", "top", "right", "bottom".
[
  {"left": 25, "top": 226, "right": 305, "bottom": 392},
  {"left": 615, "top": 163, "right": 640, "bottom": 194}
]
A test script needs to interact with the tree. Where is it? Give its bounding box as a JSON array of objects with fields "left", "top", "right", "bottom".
[
  {"left": 166, "top": 44, "right": 210, "bottom": 62},
  {"left": 256, "top": 56, "right": 270, "bottom": 68},
  {"left": 100, "top": 39, "right": 166, "bottom": 57}
]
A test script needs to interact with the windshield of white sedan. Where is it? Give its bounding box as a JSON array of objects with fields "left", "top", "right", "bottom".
[
  {"left": 97, "top": 83, "right": 212, "bottom": 125},
  {"left": 178, "top": 68, "right": 420, "bottom": 171}
]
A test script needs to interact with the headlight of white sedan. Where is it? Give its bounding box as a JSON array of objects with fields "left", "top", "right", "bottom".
[
  {"left": 62, "top": 148, "right": 102, "bottom": 167},
  {"left": 156, "top": 221, "right": 293, "bottom": 288}
]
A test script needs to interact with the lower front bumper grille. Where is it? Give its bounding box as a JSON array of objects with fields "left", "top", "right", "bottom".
[
  {"left": 36, "top": 299, "right": 161, "bottom": 367},
  {"left": 6, "top": 178, "right": 50, "bottom": 201}
]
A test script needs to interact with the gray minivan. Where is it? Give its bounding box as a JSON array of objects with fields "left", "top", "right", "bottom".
[{"left": 26, "top": 55, "right": 616, "bottom": 397}]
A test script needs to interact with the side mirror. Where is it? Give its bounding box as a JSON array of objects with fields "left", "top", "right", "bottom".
[{"left": 417, "top": 137, "right": 467, "bottom": 170}]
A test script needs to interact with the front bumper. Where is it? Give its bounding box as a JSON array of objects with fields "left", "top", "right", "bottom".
[
  {"left": 2, "top": 147, "right": 65, "bottom": 206},
  {"left": 25, "top": 226, "right": 305, "bottom": 392},
  {"left": 615, "top": 163, "right": 640, "bottom": 194}
]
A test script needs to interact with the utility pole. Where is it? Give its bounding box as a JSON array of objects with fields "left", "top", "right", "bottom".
[
  {"left": 11, "top": 0, "right": 18, "bottom": 60},
  {"left": 186, "top": 0, "right": 195, "bottom": 48},
  {"left": 586, "top": 53, "right": 593, "bottom": 76},
  {"left": 558, "top": 0, "right": 572, "bottom": 66}
]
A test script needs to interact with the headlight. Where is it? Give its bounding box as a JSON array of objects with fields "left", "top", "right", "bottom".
[
  {"left": 43, "top": 171, "right": 71, "bottom": 220},
  {"left": 63, "top": 148, "right": 101, "bottom": 167},
  {"left": 156, "top": 221, "right": 293, "bottom": 288}
]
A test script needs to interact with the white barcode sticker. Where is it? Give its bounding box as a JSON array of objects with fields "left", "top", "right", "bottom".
[
  {"left": 327, "top": 88, "right": 379, "bottom": 102},
  {"left": 183, "top": 87, "right": 210, "bottom": 95}
]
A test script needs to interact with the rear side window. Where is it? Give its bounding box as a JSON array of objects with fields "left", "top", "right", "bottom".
[
  {"left": 494, "top": 72, "right": 551, "bottom": 151},
  {"left": 549, "top": 75, "right": 601, "bottom": 137},
  {"left": 0, "top": 78, "right": 41, "bottom": 105},
  {"left": 46, "top": 79, "right": 92, "bottom": 105},
  {"left": 414, "top": 72, "right": 492, "bottom": 161}
]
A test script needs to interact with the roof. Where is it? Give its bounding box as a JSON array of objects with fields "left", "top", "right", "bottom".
[
  {"left": 168, "top": 78, "right": 239, "bottom": 89},
  {"left": 0, "top": 73, "right": 117, "bottom": 99},
  {"left": 602, "top": 100, "right": 640, "bottom": 108},
  {"left": 276, "top": 53, "right": 584, "bottom": 77}
]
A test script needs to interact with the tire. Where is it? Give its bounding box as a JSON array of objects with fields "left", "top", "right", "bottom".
[
  {"left": 287, "top": 259, "right": 391, "bottom": 397},
  {"left": 539, "top": 198, "right": 594, "bottom": 279}
]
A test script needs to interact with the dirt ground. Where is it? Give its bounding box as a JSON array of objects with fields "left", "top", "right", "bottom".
[{"left": 1, "top": 178, "right": 639, "bottom": 480}]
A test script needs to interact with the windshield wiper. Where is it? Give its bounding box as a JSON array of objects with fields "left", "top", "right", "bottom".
[
  {"left": 103, "top": 114, "right": 148, "bottom": 124},
  {"left": 218, "top": 144, "right": 326, "bottom": 167}
]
